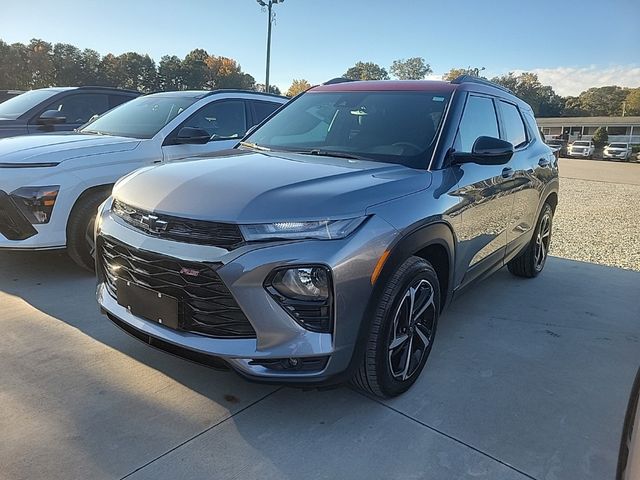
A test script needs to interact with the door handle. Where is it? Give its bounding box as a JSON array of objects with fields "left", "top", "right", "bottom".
[
  {"left": 538, "top": 158, "right": 551, "bottom": 167},
  {"left": 501, "top": 167, "right": 515, "bottom": 178}
]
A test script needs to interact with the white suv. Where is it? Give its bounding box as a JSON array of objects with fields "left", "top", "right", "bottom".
[
  {"left": 0, "top": 90, "right": 286, "bottom": 269},
  {"left": 603, "top": 142, "right": 632, "bottom": 161},
  {"left": 567, "top": 140, "right": 595, "bottom": 159}
]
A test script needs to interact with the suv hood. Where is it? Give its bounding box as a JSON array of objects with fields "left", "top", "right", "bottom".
[
  {"left": 0, "top": 133, "right": 141, "bottom": 165},
  {"left": 113, "top": 150, "right": 431, "bottom": 223}
]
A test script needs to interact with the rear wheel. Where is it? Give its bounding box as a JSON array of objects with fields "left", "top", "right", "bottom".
[
  {"left": 352, "top": 256, "right": 440, "bottom": 398},
  {"left": 67, "top": 190, "right": 109, "bottom": 271},
  {"left": 507, "top": 203, "right": 553, "bottom": 278}
]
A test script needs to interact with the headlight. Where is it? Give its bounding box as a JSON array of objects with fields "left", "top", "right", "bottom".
[
  {"left": 265, "top": 266, "right": 333, "bottom": 332},
  {"left": 239, "top": 217, "right": 367, "bottom": 241},
  {"left": 10, "top": 186, "right": 60, "bottom": 224}
]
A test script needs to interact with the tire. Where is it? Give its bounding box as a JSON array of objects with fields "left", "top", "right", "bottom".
[
  {"left": 352, "top": 256, "right": 440, "bottom": 398},
  {"left": 66, "top": 190, "right": 109, "bottom": 271},
  {"left": 507, "top": 203, "right": 553, "bottom": 278}
]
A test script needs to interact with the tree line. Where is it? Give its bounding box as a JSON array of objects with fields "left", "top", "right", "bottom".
[
  {"left": 342, "top": 60, "right": 640, "bottom": 118},
  {"left": 1, "top": 39, "right": 638, "bottom": 117}
]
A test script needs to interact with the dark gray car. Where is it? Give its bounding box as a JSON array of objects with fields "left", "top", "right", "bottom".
[
  {"left": 96, "top": 77, "right": 559, "bottom": 398},
  {"left": 0, "top": 86, "right": 139, "bottom": 138}
]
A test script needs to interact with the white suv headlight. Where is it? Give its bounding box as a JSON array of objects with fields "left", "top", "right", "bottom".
[{"left": 240, "top": 217, "right": 367, "bottom": 241}]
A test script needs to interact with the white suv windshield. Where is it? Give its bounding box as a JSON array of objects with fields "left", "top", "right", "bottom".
[
  {"left": 609, "top": 143, "right": 627, "bottom": 148},
  {"left": 573, "top": 141, "right": 590, "bottom": 146},
  {"left": 80, "top": 95, "right": 197, "bottom": 139},
  {"left": 0, "top": 89, "right": 60, "bottom": 119},
  {"left": 244, "top": 90, "right": 451, "bottom": 169}
]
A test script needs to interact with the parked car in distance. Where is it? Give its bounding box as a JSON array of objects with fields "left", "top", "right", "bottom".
[
  {"left": 0, "top": 89, "right": 287, "bottom": 269},
  {"left": 0, "top": 86, "right": 140, "bottom": 139},
  {"left": 546, "top": 138, "right": 567, "bottom": 157},
  {"left": 603, "top": 142, "right": 632, "bottom": 161},
  {"left": 0, "top": 90, "right": 23, "bottom": 103},
  {"left": 96, "top": 76, "right": 559, "bottom": 398},
  {"left": 567, "top": 140, "right": 595, "bottom": 159}
]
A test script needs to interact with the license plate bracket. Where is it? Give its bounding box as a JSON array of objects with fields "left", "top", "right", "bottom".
[{"left": 116, "top": 279, "right": 180, "bottom": 329}]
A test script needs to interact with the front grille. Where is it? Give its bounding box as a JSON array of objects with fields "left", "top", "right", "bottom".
[
  {"left": 112, "top": 200, "right": 245, "bottom": 249},
  {"left": 99, "top": 236, "right": 256, "bottom": 338}
]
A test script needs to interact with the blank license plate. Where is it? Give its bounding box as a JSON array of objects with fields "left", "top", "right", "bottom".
[{"left": 116, "top": 279, "right": 179, "bottom": 329}]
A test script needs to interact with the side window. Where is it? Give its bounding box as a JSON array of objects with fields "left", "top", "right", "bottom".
[
  {"left": 251, "top": 100, "right": 281, "bottom": 126},
  {"left": 42, "top": 93, "right": 110, "bottom": 124},
  {"left": 499, "top": 101, "right": 527, "bottom": 148},
  {"left": 455, "top": 95, "right": 499, "bottom": 153},
  {"left": 181, "top": 100, "right": 247, "bottom": 141},
  {"left": 109, "top": 94, "right": 135, "bottom": 109}
]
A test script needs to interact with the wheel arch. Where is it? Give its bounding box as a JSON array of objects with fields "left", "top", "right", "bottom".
[{"left": 66, "top": 183, "right": 114, "bottom": 233}]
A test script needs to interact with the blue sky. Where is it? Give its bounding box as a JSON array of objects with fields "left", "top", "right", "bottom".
[{"left": 2, "top": 0, "right": 639, "bottom": 95}]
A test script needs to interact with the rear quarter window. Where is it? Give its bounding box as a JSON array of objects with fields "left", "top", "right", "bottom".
[{"left": 499, "top": 101, "right": 527, "bottom": 148}]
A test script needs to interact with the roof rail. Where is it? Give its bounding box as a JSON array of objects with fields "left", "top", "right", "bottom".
[
  {"left": 323, "top": 77, "right": 356, "bottom": 85},
  {"left": 77, "top": 85, "right": 141, "bottom": 94},
  {"left": 451, "top": 75, "right": 514, "bottom": 95}
]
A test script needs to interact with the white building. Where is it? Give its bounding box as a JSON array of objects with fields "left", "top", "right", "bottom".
[{"left": 537, "top": 116, "right": 640, "bottom": 144}]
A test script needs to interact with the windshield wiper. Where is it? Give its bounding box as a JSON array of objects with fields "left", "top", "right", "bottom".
[
  {"left": 295, "top": 149, "right": 371, "bottom": 161},
  {"left": 239, "top": 141, "right": 271, "bottom": 152}
]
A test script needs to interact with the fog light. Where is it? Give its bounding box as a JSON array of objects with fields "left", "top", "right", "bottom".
[
  {"left": 272, "top": 267, "right": 329, "bottom": 301},
  {"left": 265, "top": 266, "right": 333, "bottom": 333}
]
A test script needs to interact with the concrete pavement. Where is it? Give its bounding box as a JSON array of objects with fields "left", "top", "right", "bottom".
[{"left": 1, "top": 250, "right": 638, "bottom": 479}]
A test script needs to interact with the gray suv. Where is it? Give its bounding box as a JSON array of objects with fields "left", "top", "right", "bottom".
[{"left": 96, "top": 76, "right": 559, "bottom": 398}]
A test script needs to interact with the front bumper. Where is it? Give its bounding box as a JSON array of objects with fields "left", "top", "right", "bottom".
[
  {"left": 96, "top": 199, "right": 398, "bottom": 384},
  {"left": 603, "top": 151, "right": 628, "bottom": 159},
  {"left": 0, "top": 190, "right": 37, "bottom": 241},
  {"left": 567, "top": 150, "right": 591, "bottom": 157}
]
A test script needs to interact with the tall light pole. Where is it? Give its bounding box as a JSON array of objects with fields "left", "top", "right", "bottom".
[{"left": 257, "top": 0, "right": 283, "bottom": 93}]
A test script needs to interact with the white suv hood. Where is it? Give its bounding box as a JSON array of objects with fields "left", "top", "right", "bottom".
[{"left": 0, "top": 133, "right": 141, "bottom": 166}]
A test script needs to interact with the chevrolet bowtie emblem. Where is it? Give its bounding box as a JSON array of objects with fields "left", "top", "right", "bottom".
[{"left": 141, "top": 214, "right": 169, "bottom": 233}]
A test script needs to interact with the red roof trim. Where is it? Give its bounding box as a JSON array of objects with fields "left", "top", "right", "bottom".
[{"left": 311, "top": 80, "right": 457, "bottom": 93}]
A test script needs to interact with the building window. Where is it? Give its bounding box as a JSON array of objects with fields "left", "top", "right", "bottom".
[{"left": 607, "top": 126, "right": 630, "bottom": 135}]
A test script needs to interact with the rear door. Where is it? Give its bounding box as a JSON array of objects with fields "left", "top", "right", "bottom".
[
  {"left": 498, "top": 101, "right": 553, "bottom": 257},
  {"left": 161, "top": 99, "right": 249, "bottom": 162},
  {"left": 450, "top": 94, "right": 518, "bottom": 286}
]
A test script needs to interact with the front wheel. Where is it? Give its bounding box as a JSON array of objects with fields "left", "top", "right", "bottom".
[
  {"left": 66, "top": 190, "right": 109, "bottom": 271},
  {"left": 508, "top": 203, "right": 553, "bottom": 278},
  {"left": 352, "top": 256, "right": 440, "bottom": 398}
]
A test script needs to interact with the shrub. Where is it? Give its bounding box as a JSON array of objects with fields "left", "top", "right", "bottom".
[{"left": 592, "top": 127, "right": 608, "bottom": 148}]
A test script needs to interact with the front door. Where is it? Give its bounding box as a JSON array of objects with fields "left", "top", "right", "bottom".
[
  {"left": 449, "top": 94, "right": 518, "bottom": 287},
  {"left": 162, "top": 99, "right": 248, "bottom": 162}
]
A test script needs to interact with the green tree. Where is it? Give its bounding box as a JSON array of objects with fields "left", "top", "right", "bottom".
[
  {"left": 51, "top": 43, "right": 83, "bottom": 86},
  {"left": 256, "top": 84, "right": 281, "bottom": 95},
  {"left": 624, "top": 88, "right": 640, "bottom": 116},
  {"left": 343, "top": 61, "right": 389, "bottom": 81},
  {"left": 491, "top": 72, "right": 564, "bottom": 117},
  {"left": 158, "top": 55, "right": 185, "bottom": 91},
  {"left": 286, "top": 79, "right": 311, "bottom": 97},
  {"left": 442, "top": 66, "right": 485, "bottom": 81},
  {"left": 116, "top": 52, "right": 158, "bottom": 92},
  {"left": 575, "top": 86, "right": 629, "bottom": 116},
  {"left": 390, "top": 57, "right": 432, "bottom": 80},
  {"left": 592, "top": 126, "right": 608, "bottom": 148},
  {"left": 26, "top": 38, "right": 54, "bottom": 88}
]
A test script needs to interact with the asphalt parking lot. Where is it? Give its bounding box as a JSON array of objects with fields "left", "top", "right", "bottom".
[{"left": 1, "top": 159, "right": 639, "bottom": 480}]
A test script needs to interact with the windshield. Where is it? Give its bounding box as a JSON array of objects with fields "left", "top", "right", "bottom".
[
  {"left": 243, "top": 90, "right": 451, "bottom": 169},
  {"left": 573, "top": 141, "right": 590, "bottom": 146},
  {"left": 0, "top": 89, "right": 60, "bottom": 119},
  {"left": 609, "top": 143, "right": 627, "bottom": 148},
  {"left": 80, "top": 95, "right": 196, "bottom": 139}
]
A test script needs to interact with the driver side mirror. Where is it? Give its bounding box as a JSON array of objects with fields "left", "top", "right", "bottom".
[
  {"left": 453, "top": 136, "right": 514, "bottom": 165},
  {"left": 174, "top": 127, "right": 211, "bottom": 145},
  {"left": 37, "top": 110, "right": 67, "bottom": 125}
]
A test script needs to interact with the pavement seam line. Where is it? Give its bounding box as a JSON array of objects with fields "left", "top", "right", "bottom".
[
  {"left": 119, "top": 386, "right": 283, "bottom": 479},
  {"left": 351, "top": 387, "right": 538, "bottom": 480}
]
